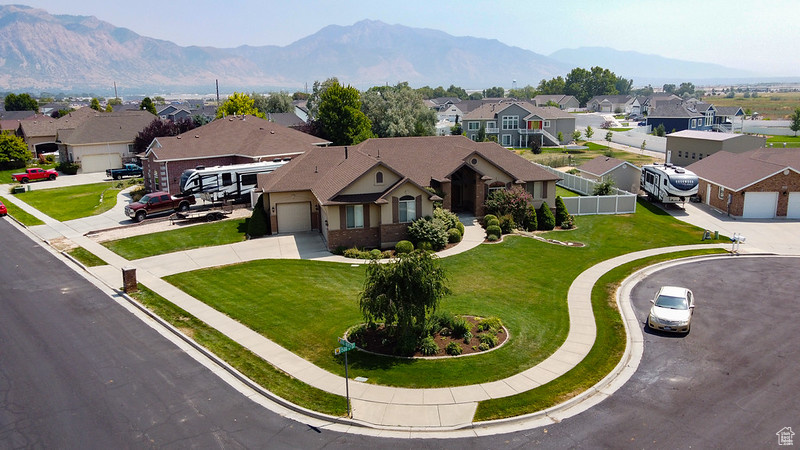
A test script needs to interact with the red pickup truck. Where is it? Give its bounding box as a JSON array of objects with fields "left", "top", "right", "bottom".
[
  {"left": 12, "top": 168, "right": 59, "bottom": 183},
  {"left": 125, "top": 191, "right": 196, "bottom": 222}
]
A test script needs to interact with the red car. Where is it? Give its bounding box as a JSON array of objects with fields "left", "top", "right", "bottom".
[{"left": 0, "top": 199, "right": 7, "bottom": 216}]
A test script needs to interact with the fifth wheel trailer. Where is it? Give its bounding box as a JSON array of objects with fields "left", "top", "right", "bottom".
[{"left": 179, "top": 160, "right": 289, "bottom": 202}]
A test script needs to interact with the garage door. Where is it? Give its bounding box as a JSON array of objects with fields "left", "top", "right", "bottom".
[
  {"left": 787, "top": 192, "right": 800, "bottom": 219},
  {"left": 276, "top": 202, "right": 311, "bottom": 233},
  {"left": 81, "top": 153, "right": 122, "bottom": 173},
  {"left": 742, "top": 192, "right": 778, "bottom": 218}
]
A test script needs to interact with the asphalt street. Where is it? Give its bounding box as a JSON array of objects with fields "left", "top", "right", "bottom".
[{"left": 1, "top": 215, "right": 797, "bottom": 448}]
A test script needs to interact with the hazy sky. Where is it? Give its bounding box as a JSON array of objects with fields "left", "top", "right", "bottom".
[{"left": 17, "top": 0, "right": 799, "bottom": 76}]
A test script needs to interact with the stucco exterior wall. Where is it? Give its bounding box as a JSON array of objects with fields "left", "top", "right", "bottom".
[{"left": 339, "top": 166, "right": 401, "bottom": 195}]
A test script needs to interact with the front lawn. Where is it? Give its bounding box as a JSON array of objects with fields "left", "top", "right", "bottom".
[
  {"left": 518, "top": 142, "right": 658, "bottom": 168},
  {"left": 0, "top": 163, "right": 56, "bottom": 185},
  {"left": 103, "top": 218, "right": 249, "bottom": 260},
  {"left": 164, "top": 198, "right": 725, "bottom": 388},
  {"left": 14, "top": 182, "right": 121, "bottom": 221},
  {"left": 0, "top": 195, "right": 45, "bottom": 226},
  {"left": 766, "top": 135, "right": 800, "bottom": 147},
  {"left": 66, "top": 246, "right": 108, "bottom": 267}
]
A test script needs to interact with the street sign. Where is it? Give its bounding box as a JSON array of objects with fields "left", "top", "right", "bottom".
[{"left": 334, "top": 338, "right": 356, "bottom": 418}]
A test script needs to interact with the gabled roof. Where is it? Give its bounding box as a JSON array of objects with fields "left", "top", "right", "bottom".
[
  {"left": 715, "top": 106, "right": 744, "bottom": 116},
  {"left": 56, "top": 111, "right": 155, "bottom": 145},
  {"left": 0, "top": 110, "right": 37, "bottom": 121},
  {"left": 533, "top": 94, "right": 577, "bottom": 106},
  {"left": 587, "top": 95, "right": 633, "bottom": 105},
  {"left": 18, "top": 107, "right": 100, "bottom": 138},
  {"left": 578, "top": 156, "right": 640, "bottom": 177},
  {"left": 259, "top": 135, "right": 561, "bottom": 205},
  {"left": 687, "top": 147, "right": 800, "bottom": 191},
  {"left": 463, "top": 101, "right": 572, "bottom": 121},
  {"left": 267, "top": 112, "right": 305, "bottom": 128},
  {"left": 648, "top": 102, "right": 703, "bottom": 119},
  {"left": 145, "top": 115, "right": 330, "bottom": 162}
]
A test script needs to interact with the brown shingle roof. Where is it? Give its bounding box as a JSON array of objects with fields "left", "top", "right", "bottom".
[
  {"left": 146, "top": 115, "right": 330, "bottom": 162},
  {"left": 259, "top": 135, "right": 561, "bottom": 205},
  {"left": 56, "top": 111, "right": 155, "bottom": 145},
  {"left": 19, "top": 107, "right": 100, "bottom": 139},
  {"left": 687, "top": 147, "right": 800, "bottom": 191}
]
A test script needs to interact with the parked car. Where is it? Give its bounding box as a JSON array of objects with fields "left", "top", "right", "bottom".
[
  {"left": 647, "top": 286, "right": 695, "bottom": 333},
  {"left": 0, "top": 199, "right": 7, "bottom": 216},
  {"left": 106, "top": 164, "right": 143, "bottom": 180},
  {"left": 11, "top": 168, "right": 58, "bottom": 183},
  {"left": 124, "top": 191, "right": 196, "bottom": 222}
]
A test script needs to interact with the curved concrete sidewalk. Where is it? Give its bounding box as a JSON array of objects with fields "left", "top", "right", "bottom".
[{"left": 4, "top": 192, "right": 733, "bottom": 430}]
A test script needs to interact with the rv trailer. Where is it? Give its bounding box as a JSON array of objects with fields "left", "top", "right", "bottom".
[
  {"left": 640, "top": 163, "right": 698, "bottom": 204},
  {"left": 179, "top": 160, "right": 289, "bottom": 202}
]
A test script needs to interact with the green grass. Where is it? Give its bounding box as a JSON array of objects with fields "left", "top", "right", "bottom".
[
  {"left": 556, "top": 186, "right": 580, "bottom": 197},
  {"left": 0, "top": 195, "right": 45, "bottom": 226},
  {"left": 164, "top": 198, "right": 726, "bottom": 388},
  {"left": 766, "top": 135, "right": 800, "bottom": 147},
  {"left": 0, "top": 163, "right": 56, "bottom": 185},
  {"left": 609, "top": 127, "right": 633, "bottom": 132},
  {"left": 66, "top": 247, "right": 108, "bottom": 267},
  {"left": 705, "top": 91, "right": 800, "bottom": 120},
  {"left": 473, "top": 247, "right": 726, "bottom": 421},
  {"left": 14, "top": 182, "right": 121, "bottom": 221},
  {"left": 517, "top": 141, "right": 657, "bottom": 168},
  {"left": 103, "top": 218, "right": 249, "bottom": 259},
  {"left": 129, "top": 284, "right": 347, "bottom": 416}
]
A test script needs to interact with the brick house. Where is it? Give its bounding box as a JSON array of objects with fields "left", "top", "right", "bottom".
[
  {"left": 687, "top": 147, "right": 800, "bottom": 218},
  {"left": 140, "top": 115, "right": 330, "bottom": 195},
  {"left": 257, "top": 135, "right": 561, "bottom": 250}
]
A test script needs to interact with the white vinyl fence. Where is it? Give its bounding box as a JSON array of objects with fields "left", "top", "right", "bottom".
[{"left": 536, "top": 163, "right": 637, "bottom": 215}]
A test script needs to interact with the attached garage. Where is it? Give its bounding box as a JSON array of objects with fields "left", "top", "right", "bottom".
[
  {"left": 276, "top": 202, "right": 311, "bottom": 233},
  {"left": 80, "top": 153, "right": 122, "bottom": 173},
  {"left": 742, "top": 192, "right": 778, "bottom": 218},
  {"left": 787, "top": 192, "right": 800, "bottom": 219}
]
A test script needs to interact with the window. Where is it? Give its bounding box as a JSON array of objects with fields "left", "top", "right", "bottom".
[
  {"left": 691, "top": 119, "right": 697, "bottom": 128},
  {"left": 698, "top": 154, "right": 703, "bottom": 160},
  {"left": 718, "top": 186, "right": 725, "bottom": 200},
  {"left": 692, "top": 153, "right": 696, "bottom": 159},
  {"left": 501, "top": 115, "right": 519, "bottom": 130},
  {"left": 468, "top": 121, "right": 480, "bottom": 130},
  {"left": 241, "top": 173, "right": 257, "bottom": 185},
  {"left": 398, "top": 195, "right": 416, "bottom": 223},
  {"left": 486, "top": 121, "right": 496, "bottom": 130},
  {"left": 543, "top": 120, "right": 551, "bottom": 128},
  {"left": 470, "top": 134, "right": 477, "bottom": 141},
  {"left": 346, "top": 205, "right": 364, "bottom": 229},
  {"left": 678, "top": 151, "right": 682, "bottom": 157},
  {"left": 501, "top": 134, "right": 512, "bottom": 146},
  {"left": 222, "top": 173, "right": 232, "bottom": 186},
  {"left": 375, "top": 171, "right": 384, "bottom": 184}
]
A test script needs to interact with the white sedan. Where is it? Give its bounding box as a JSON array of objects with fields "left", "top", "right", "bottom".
[{"left": 647, "top": 286, "right": 695, "bottom": 333}]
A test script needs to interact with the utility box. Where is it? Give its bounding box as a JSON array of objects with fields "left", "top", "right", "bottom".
[{"left": 122, "top": 267, "right": 137, "bottom": 293}]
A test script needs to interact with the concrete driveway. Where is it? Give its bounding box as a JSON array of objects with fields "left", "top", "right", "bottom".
[{"left": 3, "top": 171, "right": 111, "bottom": 192}]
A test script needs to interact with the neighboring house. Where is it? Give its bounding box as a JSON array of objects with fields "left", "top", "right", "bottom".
[
  {"left": 462, "top": 101, "right": 575, "bottom": 147},
  {"left": 666, "top": 130, "right": 766, "bottom": 167},
  {"left": 57, "top": 111, "right": 155, "bottom": 173},
  {"left": 640, "top": 93, "right": 682, "bottom": 115},
  {"left": 257, "top": 135, "right": 561, "bottom": 250},
  {"left": 141, "top": 115, "right": 330, "bottom": 195},
  {"left": 687, "top": 147, "right": 800, "bottom": 218},
  {"left": 532, "top": 95, "right": 580, "bottom": 110},
  {"left": 647, "top": 101, "right": 715, "bottom": 133},
  {"left": 18, "top": 108, "right": 103, "bottom": 158},
  {"left": 586, "top": 95, "right": 633, "bottom": 113},
  {"left": 267, "top": 112, "right": 305, "bottom": 128},
  {"left": 577, "top": 156, "right": 642, "bottom": 194},
  {"left": 713, "top": 106, "right": 745, "bottom": 132},
  {"left": 157, "top": 104, "right": 192, "bottom": 122}
]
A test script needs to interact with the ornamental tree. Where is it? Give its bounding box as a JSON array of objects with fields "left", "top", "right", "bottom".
[
  {"left": 484, "top": 186, "right": 533, "bottom": 225},
  {"left": 317, "top": 81, "right": 373, "bottom": 145},
  {"left": 0, "top": 133, "right": 29, "bottom": 170},
  {"left": 216, "top": 92, "right": 265, "bottom": 119}
]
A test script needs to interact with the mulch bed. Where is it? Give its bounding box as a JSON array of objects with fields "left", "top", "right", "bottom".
[{"left": 349, "top": 315, "right": 507, "bottom": 358}]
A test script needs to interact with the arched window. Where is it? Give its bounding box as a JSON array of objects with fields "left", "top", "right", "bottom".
[
  {"left": 376, "top": 171, "right": 384, "bottom": 184},
  {"left": 398, "top": 195, "right": 416, "bottom": 223}
]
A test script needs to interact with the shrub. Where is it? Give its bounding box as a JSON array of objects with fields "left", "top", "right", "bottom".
[
  {"left": 407, "top": 217, "right": 448, "bottom": 250},
  {"left": 419, "top": 336, "right": 438, "bottom": 356},
  {"left": 455, "top": 221, "right": 465, "bottom": 234},
  {"left": 482, "top": 214, "right": 498, "bottom": 228},
  {"left": 343, "top": 247, "right": 371, "bottom": 259},
  {"left": 417, "top": 241, "right": 433, "bottom": 251},
  {"left": 478, "top": 342, "right": 490, "bottom": 351},
  {"left": 484, "top": 187, "right": 532, "bottom": 225},
  {"left": 428, "top": 310, "right": 454, "bottom": 332},
  {"left": 333, "top": 246, "right": 348, "bottom": 255},
  {"left": 445, "top": 342, "right": 462, "bottom": 356},
  {"left": 555, "top": 196, "right": 569, "bottom": 225},
  {"left": 395, "top": 240, "right": 414, "bottom": 254},
  {"left": 56, "top": 161, "right": 80, "bottom": 175},
  {"left": 433, "top": 208, "right": 460, "bottom": 231},
  {"left": 486, "top": 224, "right": 502, "bottom": 238},
  {"left": 463, "top": 331, "right": 473, "bottom": 344},
  {"left": 447, "top": 227, "right": 462, "bottom": 243},
  {"left": 477, "top": 317, "right": 503, "bottom": 333},
  {"left": 451, "top": 316, "right": 469, "bottom": 338},
  {"left": 561, "top": 215, "right": 575, "bottom": 229},
  {"left": 486, "top": 218, "right": 500, "bottom": 228},
  {"left": 479, "top": 333, "right": 498, "bottom": 348},
  {"left": 498, "top": 214, "right": 515, "bottom": 234},
  {"left": 128, "top": 185, "right": 146, "bottom": 202},
  {"left": 487, "top": 234, "right": 499, "bottom": 242},
  {"left": 523, "top": 204, "right": 538, "bottom": 231},
  {"left": 369, "top": 248, "right": 383, "bottom": 259},
  {"left": 247, "top": 194, "right": 269, "bottom": 237},
  {"left": 537, "top": 202, "right": 556, "bottom": 231}
]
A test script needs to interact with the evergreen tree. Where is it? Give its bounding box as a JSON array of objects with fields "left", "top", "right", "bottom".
[{"left": 247, "top": 194, "right": 269, "bottom": 237}]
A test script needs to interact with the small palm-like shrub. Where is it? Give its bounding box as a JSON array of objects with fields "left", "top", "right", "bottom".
[
  {"left": 462, "top": 331, "right": 473, "bottom": 344},
  {"left": 445, "top": 341, "right": 462, "bottom": 356},
  {"left": 451, "top": 316, "right": 469, "bottom": 338},
  {"left": 478, "top": 342, "right": 490, "bottom": 351},
  {"left": 479, "top": 333, "right": 498, "bottom": 348},
  {"left": 419, "top": 336, "right": 438, "bottom": 356}
]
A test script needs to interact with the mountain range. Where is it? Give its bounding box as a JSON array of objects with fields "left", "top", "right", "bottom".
[{"left": 0, "top": 4, "right": 767, "bottom": 95}]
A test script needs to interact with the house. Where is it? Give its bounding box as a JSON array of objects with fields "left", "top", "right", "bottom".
[
  {"left": 666, "top": 130, "right": 765, "bottom": 167},
  {"left": 157, "top": 104, "right": 192, "bottom": 122},
  {"left": 647, "top": 101, "right": 715, "bottom": 133},
  {"left": 267, "top": 112, "right": 306, "bottom": 128},
  {"left": 462, "top": 101, "right": 575, "bottom": 147},
  {"left": 577, "top": 156, "right": 642, "bottom": 194},
  {"left": 713, "top": 106, "right": 745, "bottom": 132},
  {"left": 57, "top": 111, "right": 155, "bottom": 173},
  {"left": 687, "top": 147, "right": 800, "bottom": 218},
  {"left": 586, "top": 95, "right": 633, "bottom": 113},
  {"left": 141, "top": 115, "right": 330, "bottom": 195},
  {"left": 16, "top": 108, "right": 99, "bottom": 157},
  {"left": 532, "top": 95, "right": 580, "bottom": 110},
  {"left": 257, "top": 135, "right": 561, "bottom": 250},
  {"left": 640, "top": 93, "right": 682, "bottom": 115}
]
